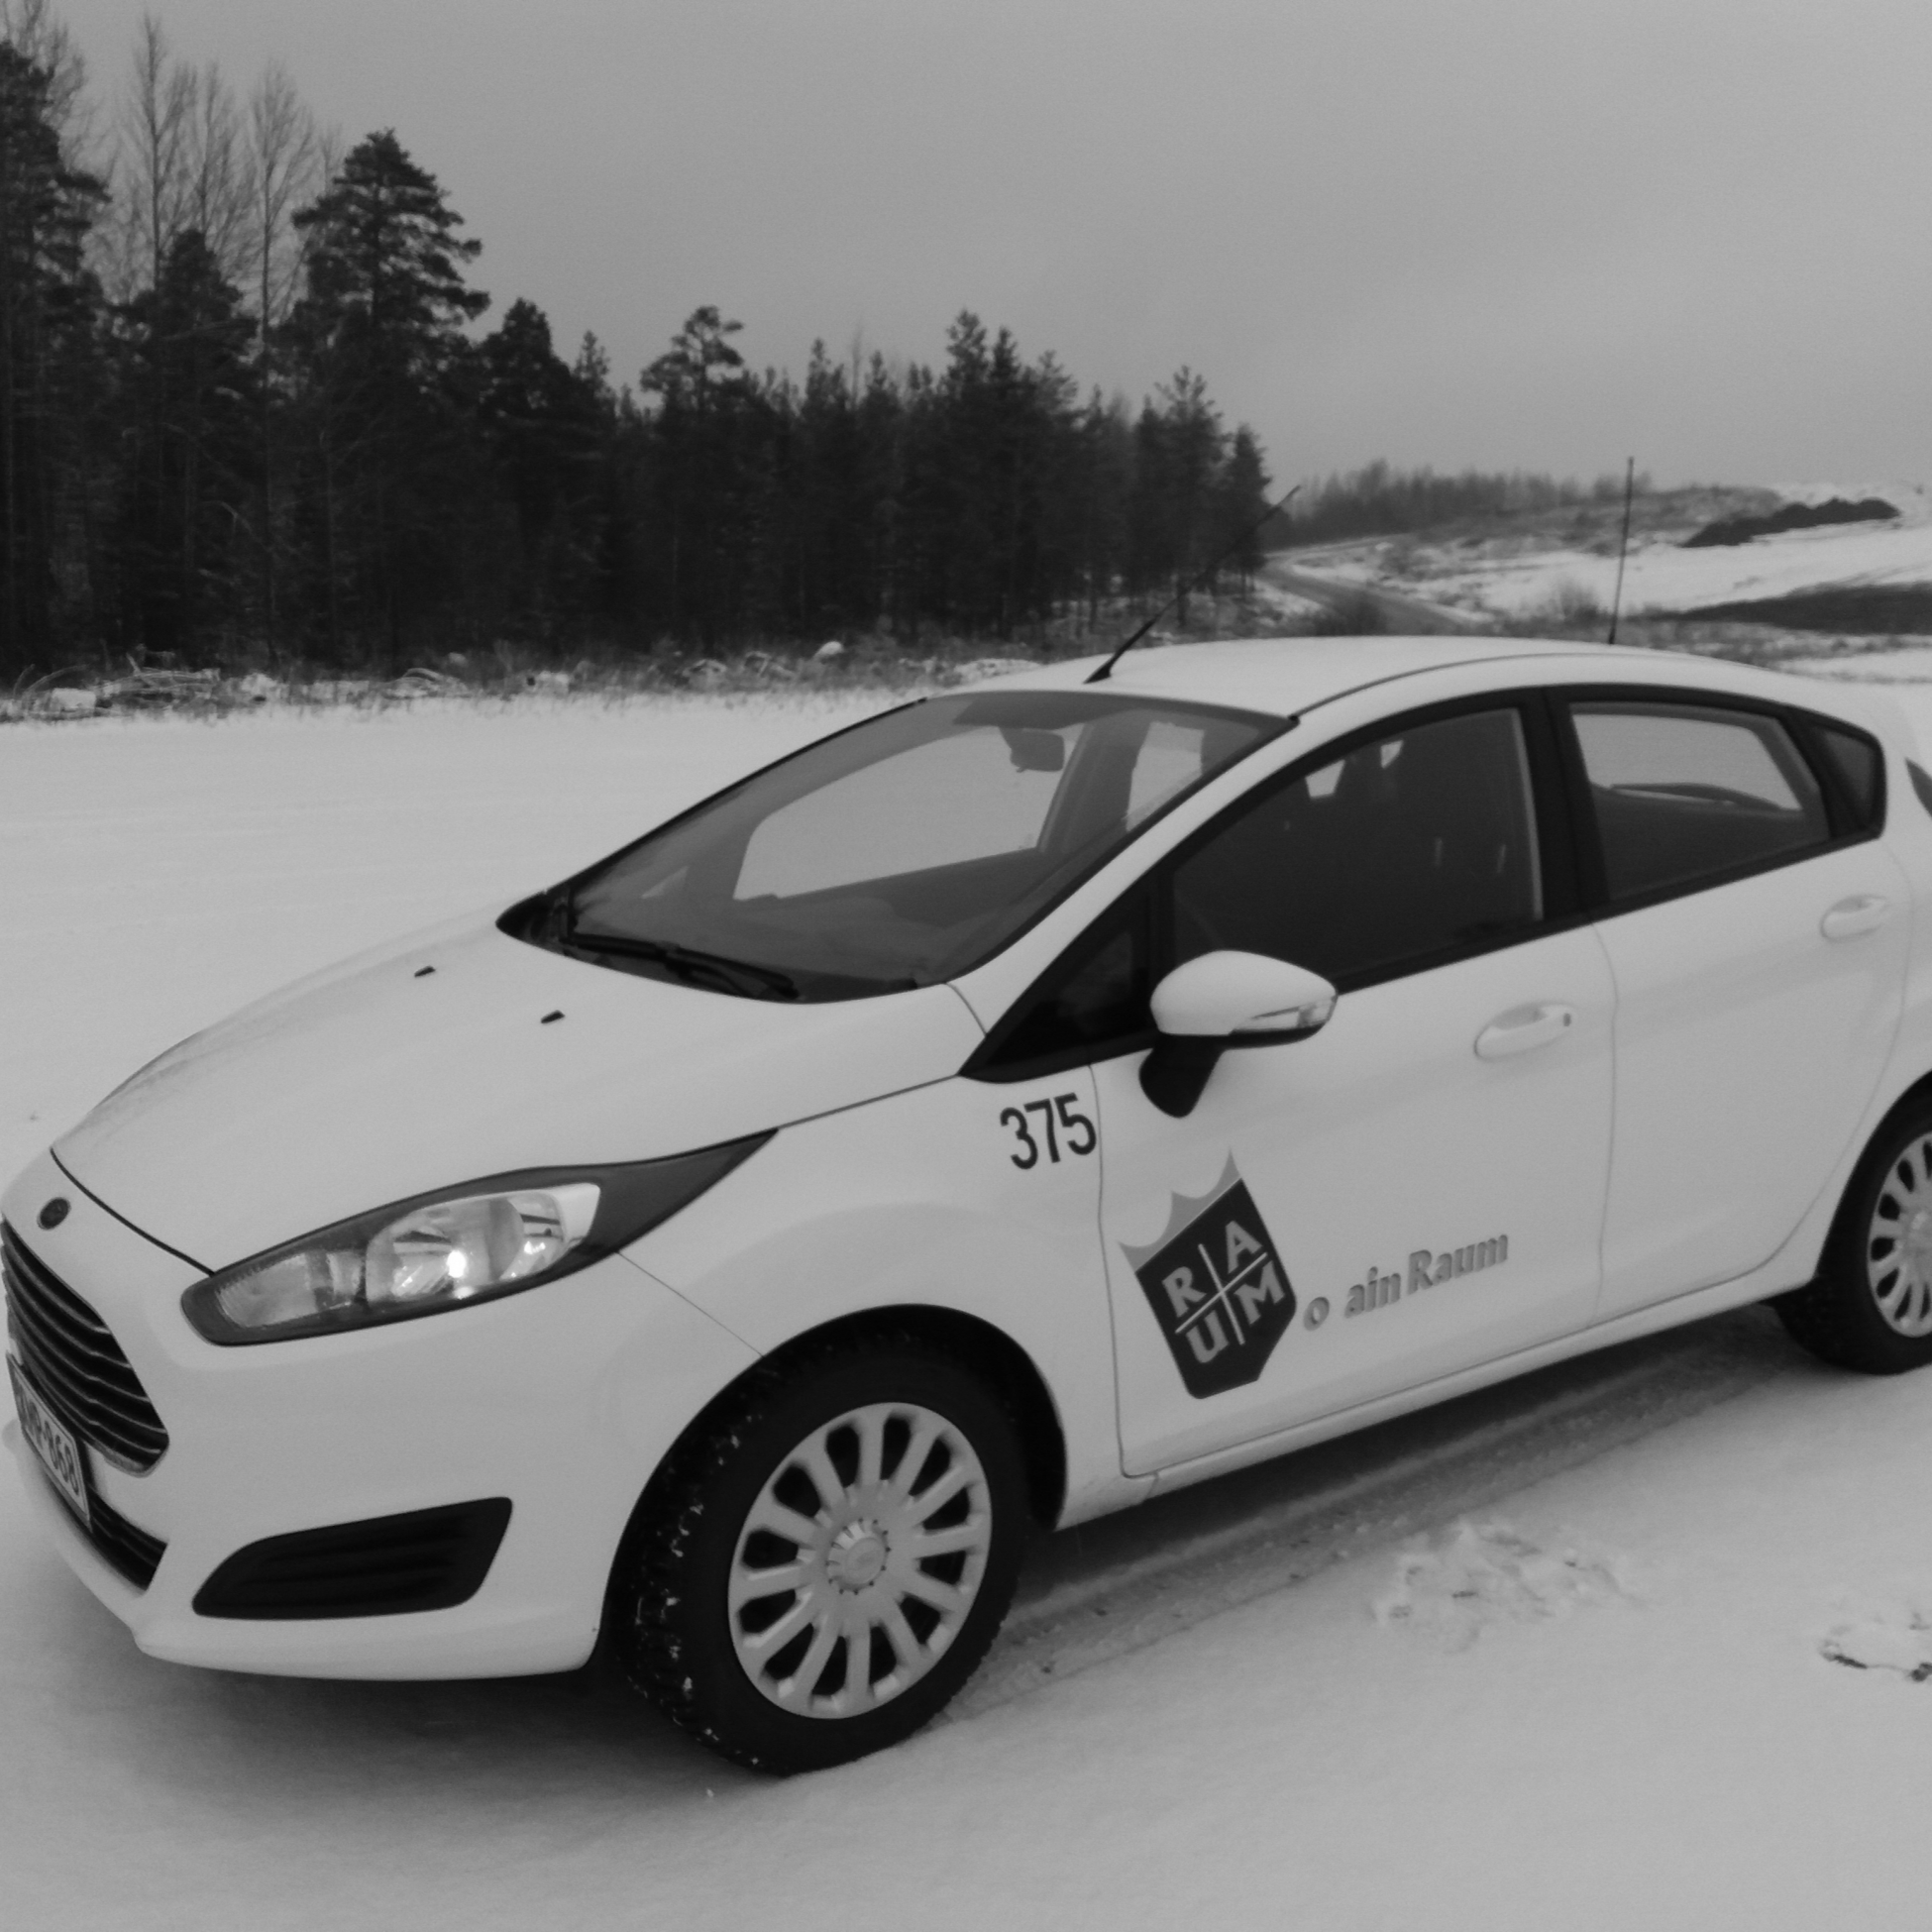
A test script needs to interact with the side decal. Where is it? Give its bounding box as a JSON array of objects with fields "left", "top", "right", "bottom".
[
  {"left": 1345, "top": 1234, "right": 1511, "bottom": 1318},
  {"left": 1123, "top": 1159, "right": 1296, "bottom": 1399}
]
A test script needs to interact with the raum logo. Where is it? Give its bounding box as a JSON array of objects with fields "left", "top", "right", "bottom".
[{"left": 1124, "top": 1159, "right": 1295, "bottom": 1399}]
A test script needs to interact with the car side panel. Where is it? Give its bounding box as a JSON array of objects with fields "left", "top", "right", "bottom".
[
  {"left": 628, "top": 1072, "right": 1145, "bottom": 1528},
  {"left": 1590, "top": 837, "right": 1910, "bottom": 1319},
  {"left": 1583, "top": 738, "right": 1932, "bottom": 1315}
]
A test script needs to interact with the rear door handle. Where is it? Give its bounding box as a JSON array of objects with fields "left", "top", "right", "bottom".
[
  {"left": 1821, "top": 895, "right": 1891, "bottom": 941},
  {"left": 1474, "top": 1003, "right": 1576, "bottom": 1060}
]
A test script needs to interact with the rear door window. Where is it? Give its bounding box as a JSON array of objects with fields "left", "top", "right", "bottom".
[{"left": 1568, "top": 701, "right": 1831, "bottom": 903}]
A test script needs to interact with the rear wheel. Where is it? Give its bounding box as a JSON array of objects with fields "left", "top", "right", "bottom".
[
  {"left": 1779, "top": 1105, "right": 1932, "bottom": 1373},
  {"left": 608, "top": 1335, "right": 1029, "bottom": 1772}
]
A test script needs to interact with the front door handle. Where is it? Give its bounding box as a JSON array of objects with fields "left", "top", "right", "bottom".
[
  {"left": 1821, "top": 895, "right": 1892, "bottom": 941},
  {"left": 1474, "top": 1003, "right": 1576, "bottom": 1061}
]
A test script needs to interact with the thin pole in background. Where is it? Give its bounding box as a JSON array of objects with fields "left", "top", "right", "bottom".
[{"left": 1607, "top": 457, "right": 1636, "bottom": 645}]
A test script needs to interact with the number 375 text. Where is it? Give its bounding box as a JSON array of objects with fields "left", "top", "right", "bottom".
[{"left": 1000, "top": 1095, "right": 1097, "bottom": 1170}]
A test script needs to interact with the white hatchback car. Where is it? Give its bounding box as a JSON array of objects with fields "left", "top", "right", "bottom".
[{"left": 8, "top": 635, "right": 1932, "bottom": 1771}]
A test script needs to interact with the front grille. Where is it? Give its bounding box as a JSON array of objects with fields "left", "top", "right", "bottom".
[
  {"left": 84, "top": 1487, "right": 167, "bottom": 1589},
  {"left": 18, "top": 1449, "right": 168, "bottom": 1590},
  {"left": 193, "top": 1498, "right": 513, "bottom": 1620},
  {"left": 16, "top": 1422, "right": 170, "bottom": 1591},
  {"left": 2, "top": 1222, "right": 169, "bottom": 1472}
]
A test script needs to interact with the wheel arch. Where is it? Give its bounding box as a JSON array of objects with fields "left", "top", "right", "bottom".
[
  {"left": 772, "top": 1305, "right": 1068, "bottom": 1530},
  {"left": 1776, "top": 1067, "right": 1932, "bottom": 1371},
  {"left": 607, "top": 1304, "right": 1069, "bottom": 1607},
  {"left": 1820, "top": 1068, "right": 1932, "bottom": 1261},
  {"left": 1771, "top": 1064, "right": 1932, "bottom": 1327}
]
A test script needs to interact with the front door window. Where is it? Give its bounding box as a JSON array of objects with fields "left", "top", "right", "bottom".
[{"left": 1167, "top": 706, "right": 1545, "bottom": 986}]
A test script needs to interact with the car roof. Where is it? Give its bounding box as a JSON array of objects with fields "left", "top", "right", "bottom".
[
  {"left": 980, "top": 634, "right": 1614, "bottom": 719},
  {"left": 973, "top": 633, "right": 1902, "bottom": 740}
]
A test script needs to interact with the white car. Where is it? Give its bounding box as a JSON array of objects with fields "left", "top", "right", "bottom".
[{"left": 7, "top": 635, "right": 1932, "bottom": 1771}]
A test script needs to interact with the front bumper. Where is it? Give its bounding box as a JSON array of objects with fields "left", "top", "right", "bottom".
[{"left": 2, "top": 1149, "right": 758, "bottom": 1679}]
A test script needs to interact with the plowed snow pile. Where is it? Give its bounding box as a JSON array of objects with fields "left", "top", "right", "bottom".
[
  {"left": 1296, "top": 482, "right": 1932, "bottom": 623},
  {"left": 9, "top": 691, "right": 1932, "bottom": 1931}
]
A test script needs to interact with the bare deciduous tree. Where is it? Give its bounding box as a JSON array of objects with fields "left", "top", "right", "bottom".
[
  {"left": 185, "top": 59, "right": 245, "bottom": 279},
  {"left": 116, "top": 14, "right": 193, "bottom": 296},
  {"left": 243, "top": 60, "right": 320, "bottom": 653},
  {"left": 0, "top": 0, "right": 87, "bottom": 132},
  {"left": 245, "top": 62, "right": 317, "bottom": 337}
]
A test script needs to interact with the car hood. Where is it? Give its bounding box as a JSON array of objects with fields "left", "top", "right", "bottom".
[{"left": 54, "top": 914, "right": 985, "bottom": 1270}]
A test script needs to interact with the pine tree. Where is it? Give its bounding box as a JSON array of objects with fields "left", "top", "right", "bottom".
[
  {"left": 113, "top": 227, "right": 258, "bottom": 659},
  {"left": 640, "top": 306, "right": 772, "bottom": 644},
  {"left": 1217, "top": 425, "right": 1271, "bottom": 591},
  {"left": 0, "top": 37, "right": 105, "bottom": 678},
  {"left": 1151, "top": 369, "right": 1224, "bottom": 624},
  {"left": 285, "top": 130, "right": 487, "bottom": 665},
  {"left": 478, "top": 296, "right": 603, "bottom": 634}
]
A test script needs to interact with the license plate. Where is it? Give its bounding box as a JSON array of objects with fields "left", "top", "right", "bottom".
[{"left": 8, "top": 1359, "right": 89, "bottom": 1528}]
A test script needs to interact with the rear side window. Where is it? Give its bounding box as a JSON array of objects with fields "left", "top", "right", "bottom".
[
  {"left": 1810, "top": 723, "right": 1882, "bottom": 829},
  {"left": 1569, "top": 702, "right": 1831, "bottom": 903}
]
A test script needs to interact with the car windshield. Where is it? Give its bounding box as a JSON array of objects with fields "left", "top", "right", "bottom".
[{"left": 511, "top": 690, "right": 1278, "bottom": 1001}]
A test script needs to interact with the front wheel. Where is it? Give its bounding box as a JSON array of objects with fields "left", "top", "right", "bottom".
[
  {"left": 1779, "top": 1105, "right": 1932, "bottom": 1374},
  {"left": 608, "top": 1335, "right": 1029, "bottom": 1773}
]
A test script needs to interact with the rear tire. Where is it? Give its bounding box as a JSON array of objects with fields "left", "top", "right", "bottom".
[
  {"left": 1778, "top": 1104, "right": 1932, "bottom": 1374},
  {"left": 607, "top": 1333, "right": 1029, "bottom": 1773}
]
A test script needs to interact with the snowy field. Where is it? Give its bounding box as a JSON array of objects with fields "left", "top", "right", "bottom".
[
  {"left": 11, "top": 689, "right": 1932, "bottom": 1929},
  {"left": 1297, "top": 481, "right": 1932, "bottom": 624}
]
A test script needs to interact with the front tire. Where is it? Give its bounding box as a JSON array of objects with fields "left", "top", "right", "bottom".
[
  {"left": 1779, "top": 1104, "right": 1932, "bottom": 1374},
  {"left": 608, "top": 1334, "right": 1029, "bottom": 1773}
]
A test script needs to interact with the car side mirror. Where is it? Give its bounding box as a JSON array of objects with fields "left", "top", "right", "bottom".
[{"left": 1139, "top": 951, "right": 1338, "bottom": 1118}]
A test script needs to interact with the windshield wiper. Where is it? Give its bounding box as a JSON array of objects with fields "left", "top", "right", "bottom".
[{"left": 558, "top": 907, "right": 800, "bottom": 1002}]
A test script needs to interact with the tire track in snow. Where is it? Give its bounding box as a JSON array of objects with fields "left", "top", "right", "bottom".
[{"left": 953, "top": 1306, "right": 1798, "bottom": 1718}]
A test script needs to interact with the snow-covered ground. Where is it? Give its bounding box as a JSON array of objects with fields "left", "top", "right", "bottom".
[
  {"left": 1296, "top": 482, "right": 1932, "bottom": 623},
  {"left": 10, "top": 691, "right": 1932, "bottom": 1929},
  {"left": 1786, "top": 642, "right": 1932, "bottom": 685}
]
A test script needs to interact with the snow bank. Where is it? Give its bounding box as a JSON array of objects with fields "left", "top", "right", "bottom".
[{"left": 1298, "top": 482, "right": 1932, "bottom": 622}]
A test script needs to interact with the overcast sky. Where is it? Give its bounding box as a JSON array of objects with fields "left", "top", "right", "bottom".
[{"left": 49, "top": 1, "right": 1932, "bottom": 490}]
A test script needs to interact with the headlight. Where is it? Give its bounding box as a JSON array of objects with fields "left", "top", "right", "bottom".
[{"left": 180, "top": 1136, "right": 770, "bottom": 1344}]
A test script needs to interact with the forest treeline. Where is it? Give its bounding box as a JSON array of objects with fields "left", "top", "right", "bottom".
[
  {"left": 1285, "top": 460, "right": 1652, "bottom": 548},
  {"left": 0, "top": 3, "right": 1275, "bottom": 685}
]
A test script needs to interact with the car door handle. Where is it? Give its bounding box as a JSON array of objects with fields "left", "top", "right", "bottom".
[
  {"left": 1821, "top": 895, "right": 1892, "bottom": 941},
  {"left": 1474, "top": 1003, "right": 1576, "bottom": 1060}
]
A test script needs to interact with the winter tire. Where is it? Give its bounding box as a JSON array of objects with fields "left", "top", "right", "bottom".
[
  {"left": 1778, "top": 1104, "right": 1932, "bottom": 1374},
  {"left": 608, "top": 1333, "right": 1030, "bottom": 1773}
]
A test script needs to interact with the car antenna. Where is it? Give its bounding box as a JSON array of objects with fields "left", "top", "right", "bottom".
[
  {"left": 1606, "top": 456, "right": 1636, "bottom": 645},
  {"left": 1085, "top": 484, "right": 1301, "bottom": 685}
]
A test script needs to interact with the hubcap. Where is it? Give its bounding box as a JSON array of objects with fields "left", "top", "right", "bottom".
[
  {"left": 728, "top": 1401, "right": 994, "bottom": 1720},
  {"left": 1868, "top": 1134, "right": 1932, "bottom": 1337}
]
